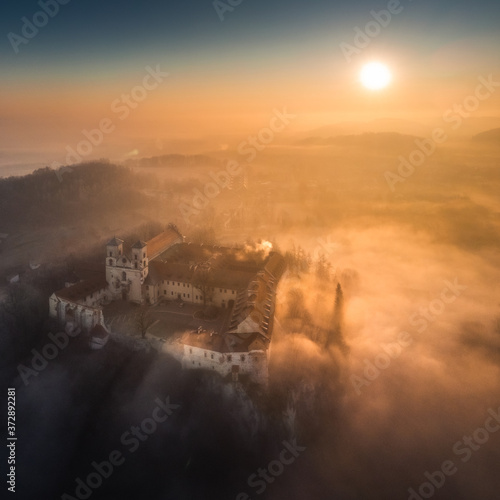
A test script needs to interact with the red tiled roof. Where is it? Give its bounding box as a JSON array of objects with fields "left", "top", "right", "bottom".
[{"left": 146, "top": 228, "right": 182, "bottom": 260}]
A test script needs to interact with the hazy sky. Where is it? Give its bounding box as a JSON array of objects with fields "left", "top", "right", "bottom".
[{"left": 1, "top": 0, "right": 500, "bottom": 166}]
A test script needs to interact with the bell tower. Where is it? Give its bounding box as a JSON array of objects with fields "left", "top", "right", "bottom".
[
  {"left": 131, "top": 240, "right": 148, "bottom": 273},
  {"left": 106, "top": 237, "right": 124, "bottom": 259}
]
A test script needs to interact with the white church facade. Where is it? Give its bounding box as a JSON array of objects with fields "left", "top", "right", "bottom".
[
  {"left": 49, "top": 224, "right": 286, "bottom": 384},
  {"left": 49, "top": 225, "right": 183, "bottom": 331}
]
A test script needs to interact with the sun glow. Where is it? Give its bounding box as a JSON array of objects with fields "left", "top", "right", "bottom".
[{"left": 360, "top": 62, "right": 392, "bottom": 90}]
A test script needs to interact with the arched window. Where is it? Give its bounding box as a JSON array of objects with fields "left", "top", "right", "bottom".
[{"left": 122, "top": 271, "right": 126, "bottom": 281}]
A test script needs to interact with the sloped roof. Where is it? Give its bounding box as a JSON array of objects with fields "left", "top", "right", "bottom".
[
  {"left": 132, "top": 240, "right": 147, "bottom": 249},
  {"left": 106, "top": 237, "right": 124, "bottom": 247},
  {"left": 55, "top": 277, "right": 108, "bottom": 302},
  {"left": 226, "top": 271, "right": 277, "bottom": 338},
  {"left": 147, "top": 228, "right": 183, "bottom": 260},
  {"left": 144, "top": 260, "right": 253, "bottom": 289},
  {"left": 264, "top": 252, "right": 286, "bottom": 280},
  {"left": 181, "top": 330, "right": 267, "bottom": 353}
]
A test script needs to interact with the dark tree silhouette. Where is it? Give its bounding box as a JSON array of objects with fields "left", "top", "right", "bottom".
[
  {"left": 136, "top": 305, "right": 154, "bottom": 339},
  {"left": 192, "top": 262, "right": 214, "bottom": 306},
  {"left": 327, "top": 283, "right": 346, "bottom": 349}
]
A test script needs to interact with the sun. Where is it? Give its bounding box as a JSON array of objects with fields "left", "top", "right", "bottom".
[{"left": 360, "top": 62, "right": 392, "bottom": 90}]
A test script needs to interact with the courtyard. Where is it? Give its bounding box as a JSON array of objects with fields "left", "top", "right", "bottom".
[{"left": 102, "top": 299, "right": 231, "bottom": 342}]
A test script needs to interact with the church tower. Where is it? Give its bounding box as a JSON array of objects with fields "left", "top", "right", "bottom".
[
  {"left": 105, "top": 237, "right": 124, "bottom": 298},
  {"left": 131, "top": 240, "right": 148, "bottom": 277},
  {"left": 106, "top": 237, "right": 124, "bottom": 259}
]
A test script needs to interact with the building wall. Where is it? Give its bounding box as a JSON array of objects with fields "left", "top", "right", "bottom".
[
  {"left": 106, "top": 259, "right": 146, "bottom": 303},
  {"left": 80, "top": 287, "right": 108, "bottom": 307},
  {"left": 181, "top": 344, "right": 268, "bottom": 384},
  {"left": 146, "top": 280, "right": 238, "bottom": 307},
  {"left": 51, "top": 297, "right": 104, "bottom": 332}
]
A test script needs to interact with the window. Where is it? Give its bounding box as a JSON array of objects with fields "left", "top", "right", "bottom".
[
  {"left": 219, "top": 288, "right": 222, "bottom": 292},
  {"left": 232, "top": 290, "right": 235, "bottom": 294},
  {"left": 134, "top": 263, "right": 138, "bottom": 269},
  {"left": 227, "top": 355, "right": 232, "bottom": 362},
  {"left": 135, "top": 254, "right": 137, "bottom": 260},
  {"left": 241, "top": 355, "right": 245, "bottom": 362},
  {"left": 183, "top": 293, "right": 186, "bottom": 298},
  {"left": 109, "top": 259, "right": 112, "bottom": 265},
  {"left": 143, "top": 252, "right": 145, "bottom": 258},
  {"left": 122, "top": 271, "right": 126, "bottom": 280},
  {"left": 122, "top": 258, "right": 126, "bottom": 264},
  {"left": 171, "top": 292, "right": 174, "bottom": 295},
  {"left": 211, "top": 354, "right": 214, "bottom": 359},
  {"left": 187, "top": 294, "right": 190, "bottom": 298},
  {"left": 224, "top": 289, "right": 227, "bottom": 293},
  {"left": 204, "top": 352, "right": 207, "bottom": 358},
  {"left": 167, "top": 281, "right": 169, "bottom": 285},
  {"left": 189, "top": 348, "right": 192, "bottom": 354},
  {"left": 196, "top": 295, "right": 198, "bottom": 300},
  {"left": 109, "top": 251, "right": 112, "bottom": 257},
  {"left": 163, "top": 290, "right": 166, "bottom": 295}
]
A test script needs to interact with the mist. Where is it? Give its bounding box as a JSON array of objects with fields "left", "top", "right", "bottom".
[{"left": 1, "top": 132, "right": 499, "bottom": 500}]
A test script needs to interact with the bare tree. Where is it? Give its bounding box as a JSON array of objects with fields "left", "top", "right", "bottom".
[
  {"left": 136, "top": 305, "right": 154, "bottom": 339},
  {"left": 191, "top": 261, "right": 214, "bottom": 307}
]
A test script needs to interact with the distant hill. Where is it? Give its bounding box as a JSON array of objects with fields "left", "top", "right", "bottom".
[
  {"left": 301, "top": 118, "right": 432, "bottom": 139},
  {"left": 123, "top": 154, "right": 223, "bottom": 169},
  {"left": 297, "top": 132, "right": 422, "bottom": 150},
  {"left": 472, "top": 128, "right": 500, "bottom": 144},
  {"left": 0, "top": 162, "right": 152, "bottom": 232}
]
